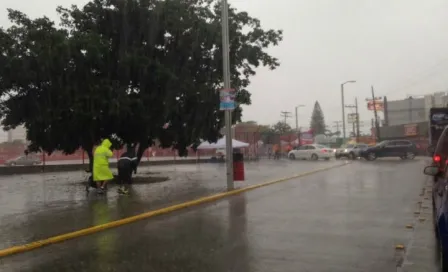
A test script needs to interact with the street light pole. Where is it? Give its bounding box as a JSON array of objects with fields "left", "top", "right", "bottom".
[
  {"left": 295, "top": 105, "right": 305, "bottom": 131},
  {"left": 221, "top": 0, "right": 233, "bottom": 190},
  {"left": 341, "top": 80, "right": 356, "bottom": 140},
  {"left": 355, "top": 97, "right": 360, "bottom": 142}
]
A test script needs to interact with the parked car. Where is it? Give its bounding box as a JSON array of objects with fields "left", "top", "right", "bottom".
[
  {"left": 4, "top": 155, "right": 42, "bottom": 166},
  {"left": 359, "top": 140, "right": 417, "bottom": 161},
  {"left": 429, "top": 126, "right": 448, "bottom": 181},
  {"left": 335, "top": 143, "right": 369, "bottom": 160},
  {"left": 423, "top": 165, "right": 448, "bottom": 271},
  {"left": 288, "top": 144, "right": 334, "bottom": 161}
]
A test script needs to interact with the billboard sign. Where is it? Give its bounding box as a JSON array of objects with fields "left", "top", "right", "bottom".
[
  {"left": 220, "top": 88, "right": 236, "bottom": 110},
  {"left": 347, "top": 113, "right": 358, "bottom": 124},
  {"left": 367, "top": 100, "right": 384, "bottom": 111},
  {"left": 404, "top": 124, "right": 418, "bottom": 136}
]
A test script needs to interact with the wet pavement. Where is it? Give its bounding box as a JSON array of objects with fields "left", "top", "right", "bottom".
[
  {"left": 0, "top": 159, "right": 342, "bottom": 249},
  {"left": 0, "top": 158, "right": 438, "bottom": 271}
]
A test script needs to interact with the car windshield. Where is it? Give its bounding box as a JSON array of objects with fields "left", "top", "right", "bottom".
[
  {"left": 344, "top": 144, "right": 355, "bottom": 148},
  {"left": 316, "top": 145, "right": 328, "bottom": 149}
]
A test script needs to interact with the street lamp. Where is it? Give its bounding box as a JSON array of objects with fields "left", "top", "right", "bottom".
[
  {"left": 295, "top": 105, "right": 305, "bottom": 131},
  {"left": 341, "top": 80, "right": 356, "bottom": 140}
]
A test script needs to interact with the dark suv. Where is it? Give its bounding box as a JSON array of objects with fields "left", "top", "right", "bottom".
[{"left": 360, "top": 140, "right": 417, "bottom": 161}]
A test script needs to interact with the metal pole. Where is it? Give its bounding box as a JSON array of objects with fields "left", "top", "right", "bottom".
[
  {"left": 222, "top": 0, "right": 233, "bottom": 190},
  {"left": 355, "top": 97, "right": 360, "bottom": 142},
  {"left": 341, "top": 84, "right": 346, "bottom": 140},
  {"left": 295, "top": 106, "right": 299, "bottom": 131},
  {"left": 371, "top": 86, "right": 381, "bottom": 141}
]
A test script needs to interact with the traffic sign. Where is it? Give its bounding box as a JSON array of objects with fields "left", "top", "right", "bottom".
[{"left": 220, "top": 88, "right": 235, "bottom": 110}]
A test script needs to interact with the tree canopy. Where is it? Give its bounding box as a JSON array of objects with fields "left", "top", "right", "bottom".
[
  {"left": 0, "top": 0, "right": 282, "bottom": 166},
  {"left": 309, "top": 101, "right": 326, "bottom": 135},
  {"left": 270, "top": 121, "right": 293, "bottom": 134}
]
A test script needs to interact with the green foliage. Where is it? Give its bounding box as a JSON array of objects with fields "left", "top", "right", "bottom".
[
  {"left": 310, "top": 101, "right": 326, "bottom": 135},
  {"left": 271, "top": 121, "right": 292, "bottom": 134},
  {"left": 0, "top": 0, "right": 282, "bottom": 164}
]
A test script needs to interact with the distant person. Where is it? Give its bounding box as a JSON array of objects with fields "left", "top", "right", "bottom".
[
  {"left": 267, "top": 148, "right": 272, "bottom": 159},
  {"left": 273, "top": 144, "right": 280, "bottom": 160},
  {"left": 117, "top": 145, "right": 138, "bottom": 195},
  {"left": 93, "top": 139, "right": 114, "bottom": 194}
]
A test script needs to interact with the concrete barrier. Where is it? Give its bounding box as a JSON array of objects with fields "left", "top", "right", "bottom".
[{"left": 0, "top": 159, "right": 211, "bottom": 176}]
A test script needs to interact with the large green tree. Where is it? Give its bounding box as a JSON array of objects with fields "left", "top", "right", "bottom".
[
  {"left": 309, "top": 101, "right": 326, "bottom": 135},
  {"left": 0, "top": 0, "right": 283, "bottom": 168},
  {"left": 271, "top": 121, "right": 292, "bottom": 134}
]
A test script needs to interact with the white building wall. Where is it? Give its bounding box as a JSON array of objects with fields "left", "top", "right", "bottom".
[{"left": 423, "top": 94, "right": 434, "bottom": 122}]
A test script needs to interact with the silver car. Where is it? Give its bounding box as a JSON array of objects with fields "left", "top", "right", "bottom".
[
  {"left": 335, "top": 144, "right": 369, "bottom": 160},
  {"left": 4, "top": 155, "right": 42, "bottom": 166}
]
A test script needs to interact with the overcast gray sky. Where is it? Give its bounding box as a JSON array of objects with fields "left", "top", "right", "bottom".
[{"left": 1, "top": 0, "right": 448, "bottom": 133}]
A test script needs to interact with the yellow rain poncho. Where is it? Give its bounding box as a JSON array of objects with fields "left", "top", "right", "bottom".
[{"left": 93, "top": 139, "right": 114, "bottom": 182}]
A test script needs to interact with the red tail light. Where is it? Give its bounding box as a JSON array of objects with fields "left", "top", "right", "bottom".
[
  {"left": 321, "top": 149, "right": 327, "bottom": 153},
  {"left": 434, "top": 155, "right": 441, "bottom": 163}
]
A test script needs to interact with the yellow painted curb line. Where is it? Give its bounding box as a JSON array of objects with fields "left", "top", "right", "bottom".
[
  {"left": 0, "top": 162, "right": 349, "bottom": 258},
  {"left": 395, "top": 244, "right": 405, "bottom": 250}
]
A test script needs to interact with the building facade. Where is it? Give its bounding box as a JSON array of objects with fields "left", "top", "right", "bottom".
[{"left": 385, "top": 91, "right": 448, "bottom": 126}]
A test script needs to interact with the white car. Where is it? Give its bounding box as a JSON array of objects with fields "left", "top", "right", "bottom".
[{"left": 288, "top": 144, "right": 334, "bottom": 161}]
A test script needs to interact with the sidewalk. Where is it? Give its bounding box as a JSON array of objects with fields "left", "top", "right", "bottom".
[{"left": 400, "top": 175, "right": 439, "bottom": 272}]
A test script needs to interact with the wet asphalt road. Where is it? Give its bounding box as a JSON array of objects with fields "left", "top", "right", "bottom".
[{"left": 0, "top": 158, "right": 432, "bottom": 271}]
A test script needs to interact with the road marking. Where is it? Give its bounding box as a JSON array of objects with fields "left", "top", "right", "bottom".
[{"left": 0, "top": 162, "right": 348, "bottom": 258}]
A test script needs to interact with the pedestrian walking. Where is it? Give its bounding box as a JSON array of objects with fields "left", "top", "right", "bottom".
[
  {"left": 117, "top": 145, "right": 138, "bottom": 195},
  {"left": 93, "top": 138, "right": 114, "bottom": 194}
]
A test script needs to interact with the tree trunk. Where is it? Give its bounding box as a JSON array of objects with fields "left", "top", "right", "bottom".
[{"left": 136, "top": 142, "right": 148, "bottom": 166}]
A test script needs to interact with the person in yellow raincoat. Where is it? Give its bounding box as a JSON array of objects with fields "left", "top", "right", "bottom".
[{"left": 93, "top": 138, "right": 114, "bottom": 194}]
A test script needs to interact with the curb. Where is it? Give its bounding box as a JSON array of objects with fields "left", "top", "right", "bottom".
[{"left": 0, "top": 159, "right": 210, "bottom": 176}]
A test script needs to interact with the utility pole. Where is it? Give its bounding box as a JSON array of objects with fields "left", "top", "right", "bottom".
[
  {"left": 221, "top": 0, "right": 233, "bottom": 190},
  {"left": 344, "top": 99, "right": 359, "bottom": 142},
  {"left": 333, "top": 121, "right": 343, "bottom": 136},
  {"left": 371, "top": 86, "right": 381, "bottom": 142},
  {"left": 281, "top": 111, "right": 292, "bottom": 124},
  {"left": 340, "top": 80, "right": 356, "bottom": 140},
  {"left": 355, "top": 98, "right": 360, "bottom": 142},
  {"left": 294, "top": 105, "right": 305, "bottom": 132}
]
